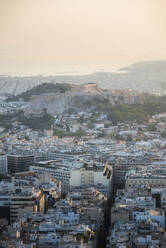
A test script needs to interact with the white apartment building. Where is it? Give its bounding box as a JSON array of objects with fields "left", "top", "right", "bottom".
[
  {"left": 30, "top": 161, "right": 70, "bottom": 194},
  {"left": 70, "top": 165, "right": 112, "bottom": 196}
]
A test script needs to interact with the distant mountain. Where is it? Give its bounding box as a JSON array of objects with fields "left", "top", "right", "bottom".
[
  {"left": 120, "top": 60, "right": 166, "bottom": 72},
  {"left": 1, "top": 60, "right": 166, "bottom": 96}
]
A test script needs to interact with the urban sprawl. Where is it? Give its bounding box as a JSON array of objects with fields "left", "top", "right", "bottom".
[{"left": 1, "top": 87, "right": 166, "bottom": 248}]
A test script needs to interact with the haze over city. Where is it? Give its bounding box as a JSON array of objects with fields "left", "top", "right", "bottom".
[
  {"left": 2, "top": 1, "right": 166, "bottom": 248},
  {"left": 0, "top": 0, "right": 166, "bottom": 75}
]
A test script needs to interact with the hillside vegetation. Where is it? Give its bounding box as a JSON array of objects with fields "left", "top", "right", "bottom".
[
  {"left": 0, "top": 111, "right": 54, "bottom": 131},
  {"left": 95, "top": 95, "right": 166, "bottom": 124},
  {"left": 1, "top": 96, "right": 166, "bottom": 131},
  {"left": 4, "top": 81, "right": 166, "bottom": 130},
  {"left": 7, "top": 83, "right": 71, "bottom": 102}
]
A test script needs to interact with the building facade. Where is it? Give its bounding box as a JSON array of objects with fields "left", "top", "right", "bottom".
[{"left": 7, "top": 155, "right": 34, "bottom": 174}]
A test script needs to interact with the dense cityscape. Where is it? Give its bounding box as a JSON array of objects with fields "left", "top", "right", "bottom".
[
  {"left": 1, "top": 0, "right": 166, "bottom": 247},
  {"left": 0, "top": 81, "right": 166, "bottom": 247}
]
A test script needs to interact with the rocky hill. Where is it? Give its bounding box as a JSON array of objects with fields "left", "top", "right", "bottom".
[
  {"left": 25, "top": 83, "right": 145, "bottom": 114},
  {"left": 7, "top": 83, "right": 71, "bottom": 102}
]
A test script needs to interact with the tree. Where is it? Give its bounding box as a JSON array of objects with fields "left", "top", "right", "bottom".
[
  {"left": 98, "top": 132, "right": 106, "bottom": 138},
  {"left": 79, "top": 116, "right": 85, "bottom": 123},
  {"left": 147, "top": 124, "right": 157, "bottom": 132},
  {"left": 87, "top": 122, "right": 94, "bottom": 129},
  {"left": 53, "top": 128, "right": 65, "bottom": 138},
  {"left": 25, "top": 135, "right": 30, "bottom": 141},
  {"left": 104, "top": 123, "right": 110, "bottom": 128},
  {"left": 161, "top": 130, "right": 166, "bottom": 138},
  {"left": 126, "top": 135, "right": 133, "bottom": 142},
  {"left": 66, "top": 125, "right": 70, "bottom": 132},
  {"left": 74, "top": 128, "right": 86, "bottom": 137}
]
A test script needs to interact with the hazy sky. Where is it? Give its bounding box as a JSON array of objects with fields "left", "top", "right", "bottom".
[{"left": 0, "top": 0, "right": 166, "bottom": 75}]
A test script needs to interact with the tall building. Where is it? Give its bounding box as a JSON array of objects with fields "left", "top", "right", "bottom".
[
  {"left": 0, "top": 155, "right": 7, "bottom": 175},
  {"left": 7, "top": 155, "right": 34, "bottom": 174}
]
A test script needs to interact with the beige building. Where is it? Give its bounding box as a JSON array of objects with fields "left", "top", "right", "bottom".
[
  {"left": 125, "top": 165, "right": 166, "bottom": 192},
  {"left": 125, "top": 175, "right": 166, "bottom": 191},
  {"left": 10, "top": 188, "right": 45, "bottom": 223},
  {"left": 111, "top": 207, "right": 130, "bottom": 225}
]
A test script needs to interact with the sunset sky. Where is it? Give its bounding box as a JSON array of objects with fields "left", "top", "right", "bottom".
[{"left": 0, "top": 0, "right": 166, "bottom": 75}]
